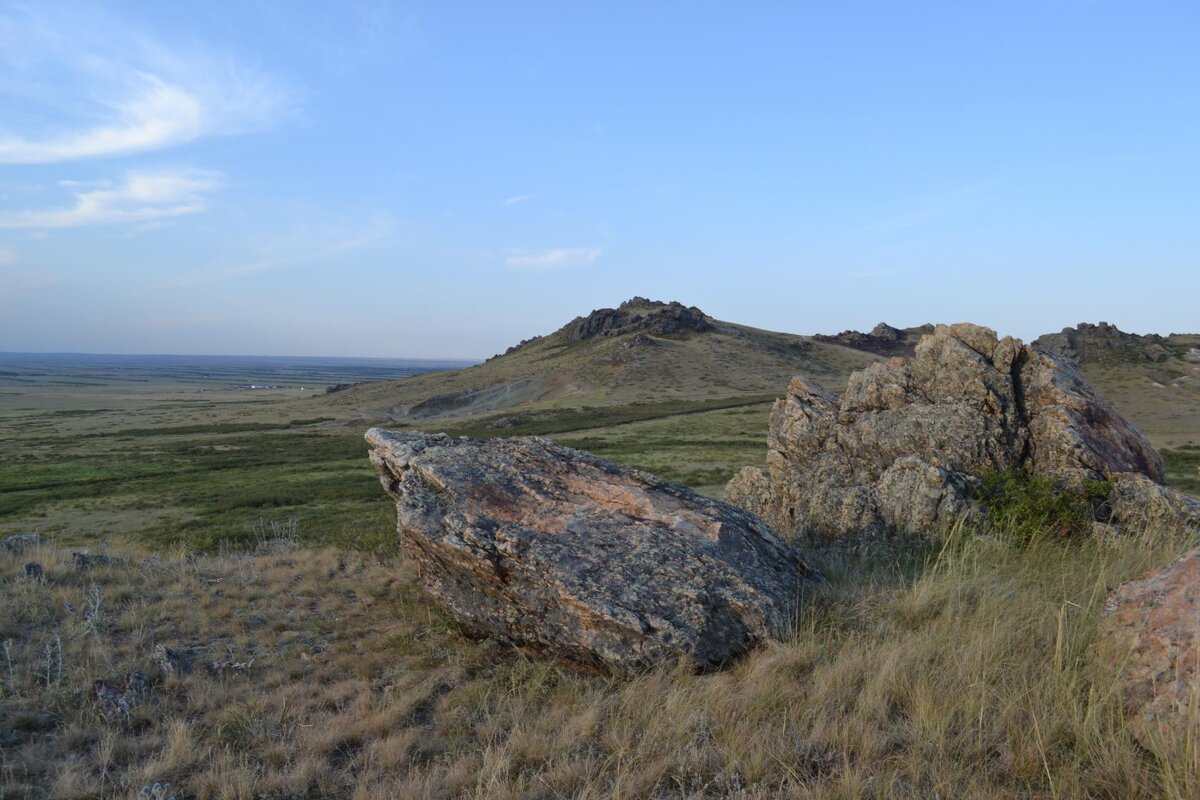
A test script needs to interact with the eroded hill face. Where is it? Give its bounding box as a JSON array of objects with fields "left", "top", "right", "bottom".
[
  {"left": 316, "top": 298, "right": 883, "bottom": 429},
  {"left": 1033, "top": 323, "right": 1200, "bottom": 449}
]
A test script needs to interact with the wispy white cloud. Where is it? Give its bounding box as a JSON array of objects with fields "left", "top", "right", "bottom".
[
  {"left": 505, "top": 247, "right": 602, "bottom": 270},
  {"left": 0, "top": 76, "right": 205, "bottom": 164},
  {"left": 0, "top": 169, "right": 222, "bottom": 229},
  {"left": 174, "top": 216, "right": 395, "bottom": 286},
  {"left": 0, "top": 7, "right": 294, "bottom": 164},
  {"left": 503, "top": 194, "right": 534, "bottom": 205}
]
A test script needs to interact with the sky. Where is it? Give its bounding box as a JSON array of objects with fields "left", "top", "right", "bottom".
[{"left": 1, "top": 1, "right": 1198, "bottom": 359}]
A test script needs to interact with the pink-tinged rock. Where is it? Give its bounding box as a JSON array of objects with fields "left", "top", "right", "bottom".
[
  {"left": 366, "top": 429, "right": 819, "bottom": 675},
  {"left": 1102, "top": 548, "right": 1200, "bottom": 746}
]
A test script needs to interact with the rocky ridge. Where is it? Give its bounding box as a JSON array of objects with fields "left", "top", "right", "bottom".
[
  {"left": 366, "top": 428, "right": 818, "bottom": 674},
  {"left": 560, "top": 297, "right": 714, "bottom": 342},
  {"left": 1034, "top": 322, "right": 1176, "bottom": 364},
  {"left": 814, "top": 322, "right": 934, "bottom": 357},
  {"left": 727, "top": 323, "right": 1196, "bottom": 539},
  {"left": 493, "top": 298, "right": 714, "bottom": 360}
]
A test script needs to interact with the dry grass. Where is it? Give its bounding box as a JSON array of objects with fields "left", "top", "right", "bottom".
[{"left": 2, "top": 524, "right": 1198, "bottom": 799}]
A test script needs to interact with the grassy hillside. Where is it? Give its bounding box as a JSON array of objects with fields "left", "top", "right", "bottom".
[{"left": 310, "top": 298, "right": 881, "bottom": 426}]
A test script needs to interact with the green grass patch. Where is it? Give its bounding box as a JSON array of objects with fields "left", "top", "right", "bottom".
[
  {"left": 1164, "top": 447, "right": 1200, "bottom": 494},
  {"left": 98, "top": 417, "right": 335, "bottom": 437},
  {"left": 434, "top": 394, "right": 776, "bottom": 439}
]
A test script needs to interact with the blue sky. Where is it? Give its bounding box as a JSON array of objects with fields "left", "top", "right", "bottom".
[{"left": 1, "top": 1, "right": 1197, "bottom": 358}]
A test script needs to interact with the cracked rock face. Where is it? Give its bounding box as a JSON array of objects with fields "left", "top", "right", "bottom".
[
  {"left": 366, "top": 429, "right": 817, "bottom": 674},
  {"left": 727, "top": 323, "right": 1174, "bottom": 539},
  {"left": 1102, "top": 548, "right": 1200, "bottom": 748}
]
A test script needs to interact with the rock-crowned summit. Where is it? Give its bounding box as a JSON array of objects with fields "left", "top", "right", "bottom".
[
  {"left": 727, "top": 323, "right": 1196, "bottom": 539},
  {"left": 366, "top": 428, "right": 818, "bottom": 674},
  {"left": 814, "top": 322, "right": 934, "bottom": 357},
  {"left": 496, "top": 298, "right": 713, "bottom": 357},
  {"left": 561, "top": 297, "right": 714, "bottom": 342},
  {"left": 1034, "top": 321, "right": 1177, "bottom": 364}
]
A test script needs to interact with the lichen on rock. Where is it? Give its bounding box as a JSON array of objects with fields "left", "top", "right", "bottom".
[
  {"left": 366, "top": 428, "right": 819, "bottom": 674},
  {"left": 729, "top": 323, "right": 1189, "bottom": 539},
  {"left": 1102, "top": 548, "right": 1200, "bottom": 748}
]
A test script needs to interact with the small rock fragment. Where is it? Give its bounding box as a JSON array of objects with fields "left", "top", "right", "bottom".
[{"left": 73, "top": 552, "right": 114, "bottom": 572}]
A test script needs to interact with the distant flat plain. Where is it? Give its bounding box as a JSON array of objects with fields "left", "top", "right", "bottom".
[
  {"left": 0, "top": 353, "right": 472, "bottom": 548},
  {"left": 1, "top": 351, "right": 1197, "bottom": 551},
  {"left": 0, "top": 352, "right": 777, "bottom": 550}
]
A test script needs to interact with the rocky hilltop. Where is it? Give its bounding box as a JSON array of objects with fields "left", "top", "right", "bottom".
[
  {"left": 727, "top": 323, "right": 1198, "bottom": 539},
  {"left": 495, "top": 298, "right": 713, "bottom": 357},
  {"left": 814, "top": 322, "right": 934, "bottom": 357},
  {"left": 562, "top": 297, "right": 714, "bottom": 342},
  {"left": 366, "top": 428, "right": 817, "bottom": 673},
  {"left": 320, "top": 298, "right": 881, "bottom": 426},
  {"left": 1034, "top": 321, "right": 1180, "bottom": 364},
  {"left": 1031, "top": 322, "right": 1200, "bottom": 450}
]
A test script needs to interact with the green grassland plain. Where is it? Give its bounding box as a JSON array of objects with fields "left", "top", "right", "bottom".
[{"left": 1, "top": 354, "right": 1197, "bottom": 551}]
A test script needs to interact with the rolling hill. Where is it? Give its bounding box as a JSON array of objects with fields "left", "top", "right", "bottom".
[{"left": 313, "top": 297, "right": 884, "bottom": 431}]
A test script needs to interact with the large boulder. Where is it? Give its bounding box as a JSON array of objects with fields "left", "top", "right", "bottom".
[
  {"left": 1101, "top": 548, "right": 1200, "bottom": 747},
  {"left": 730, "top": 323, "right": 1180, "bottom": 539},
  {"left": 366, "top": 429, "right": 818, "bottom": 674}
]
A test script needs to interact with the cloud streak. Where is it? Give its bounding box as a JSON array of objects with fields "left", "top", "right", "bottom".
[
  {"left": 0, "top": 8, "right": 294, "bottom": 163},
  {"left": 505, "top": 247, "right": 602, "bottom": 270},
  {"left": 0, "top": 169, "right": 222, "bottom": 229},
  {"left": 0, "top": 76, "right": 206, "bottom": 164}
]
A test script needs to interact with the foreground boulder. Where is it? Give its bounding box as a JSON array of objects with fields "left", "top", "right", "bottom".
[
  {"left": 1102, "top": 548, "right": 1200, "bottom": 747},
  {"left": 366, "top": 429, "right": 817, "bottom": 674},
  {"left": 728, "top": 323, "right": 1190, "bottom": 539}
]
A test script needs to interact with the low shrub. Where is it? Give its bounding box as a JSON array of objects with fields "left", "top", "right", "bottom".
[{"left": 977, "top": 468, "right": 1112, "bottom": 541}]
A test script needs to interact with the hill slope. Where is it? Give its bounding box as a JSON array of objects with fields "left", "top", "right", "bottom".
[{"left": 315, "top": 298, "right": 883, "bottom": 428}]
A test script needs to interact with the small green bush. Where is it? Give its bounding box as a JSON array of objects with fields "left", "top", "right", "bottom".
[{"left": 977, "top": 468, "right": 1112, "bottom": 541}]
